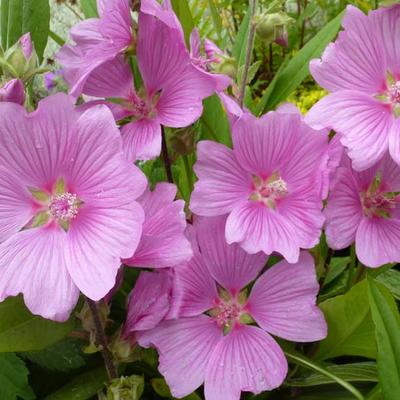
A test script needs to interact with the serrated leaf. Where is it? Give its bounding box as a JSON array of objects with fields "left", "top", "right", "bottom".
[
  {"left": 200, "top": 94, "right": 232, "bottom": 147},
  {"left": 0, "top": 353, "right": 35, "bottom": 400},
  {"left": 368, "top": 278, "right": 400, "bottom": 400},
  {"left": 0, "top": 296, "right": 75, "bottom": 352},
  {"left": 44, "top": 367, "right": 107, "bottom": 400},
  {"left": 316, "top": 280, "right": 376, "bottom": 360},
  {"left": 22, "top": 339, "right": 85, "bottom": 372},
  {"left": 0, "top": 0, "right": 50, "bottom": 62},
  {"left": 80, "top": 0, "right": 98, "bottom": 18},
  {"left": 288, "top": 362, "right": 378, "bottom": 387},
  {"left": 256, "top": 10, "right": 344, "bottom": 114}
]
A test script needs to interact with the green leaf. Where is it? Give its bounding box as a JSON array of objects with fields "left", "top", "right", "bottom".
[
  {"left": 200, "top": 94, "right": 232, "bottom": 147},
  {"left": 316, "top": 280, "right": 376, "bottom": 360},
  {"left": 0, "top": 296, "right": 75, "bottom": 352},
  {"left": 0, "top": 0, "right": 50, "bottom": 61},
  {"left": 22, "top": 339, "right": 85, "bottom": 372},
  {"left": 0, "top": 353, "right": 35, "bottom": 400},
  {"left": 368, "top": 278, "right": 400, "bottom": 400},
  {"left": 44, "top": 367, "right": 107, "bottom": 400},
  {"left": 285, "top": 350, "right": 364, "bottom": 400},
  {"left": 207, "top": 0, "right": 222, "bottom": 40},
  {"left": 325, "top": 257, "right": 351, "bottom": 286},
  {"left": 232, "top": 4, "right": 250, "bottom": 67},
  {"left": 80, "top": 0, "right": 98, "bottom": 18},
  {"left": 151, "top": 378, "right": 201, "bottom": 400},
  {"left": 171, "top": 0, "right": 194, "bottom": 46},
  {"left": 256, "top": 10, "right": 344, "bottom": 114},
  {"left": 375, "top": 269, "right": 400, "bottom": 300},
  {"left": 288, "top": 362, "right": 378, "bottom": 387}
]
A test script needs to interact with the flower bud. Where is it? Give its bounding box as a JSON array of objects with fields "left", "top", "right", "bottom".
[
  {"left": 106, "top": 376, "right": 144, "bottom": 400},
  {"left": 214, "top": 57, "right": 237, "bottom": 79},
  {"left": 256, "top": 12, "right": 293, "bottom": 47},
  {"left": 3, "top": 33, "right": 39, "bottom": 81},
  {"left": 0, "top": 79, "right": 25, "bottom": 104}
]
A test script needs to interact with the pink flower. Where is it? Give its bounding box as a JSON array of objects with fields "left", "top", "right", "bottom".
[
  {"left": 0, "top": 79, "right": 25, "bottom": 104},
  {"left": 80, "top": 0, "right": 218, "bottom": 161},
  {"left": 325, "top": 149, "right": 400, "bottom": 268},
  {"left": 305, "top": 5, "right": 400, "bottom": 171},
  {"left": 124, "top": 183, "right": 192, "bottom": 268},
  {"left": 0, "top": 94, "right": 146, "bottom": 321},
  {"left": 57, "top": 0, "right": 133, "bottom": 97},
  {"left": 19, "top": 32, "right": 33, "bottom": 59},
  {"left": 123, "top": 269, "right": 173, "bottom": 340},
  {"left": 190, "top": 109, "right": 329, "bottom": 263},
  {"left": 138, "top": 217, "right": 326, "bottom": 400}
]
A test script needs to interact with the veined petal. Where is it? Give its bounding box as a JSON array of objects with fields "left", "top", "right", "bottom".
[
  {"left": 122, "top": 118, "right": 162, "bottom": 162},
  {"left": 190, "top": 141, "right": 252, "bottom": 216},
  {"left": 138, "top": 316, "right": 222, "bottom": 398},
  {"left": 247, "top": 252, "right": 327, "bottom": 342},
  {"left": 356, "top": 217, "right": 400, "bottom": 268},
  {"left": 204, "top": 325, "right": 287, "bottom": 400},
  {"left": 194, "top": 216, "right": 267, "bottom": 294},
  {"left": 125, "top": 183, "right": 192, "bottom": 268},
  {"left": 306, "top": 91, "right": 392, "bottom": 171},
  {"left": 0, "top": 227, "right": 79, "bottom": 322}
]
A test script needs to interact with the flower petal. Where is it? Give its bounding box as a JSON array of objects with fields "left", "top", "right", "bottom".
[
  {"left": 124, "top": 270, "right": 172, "bottom": 334},
  {"left": 389, "top": 119, "right": 400, "bottom": 167},
  {"left": 310, "top": 5, "right": 386, "bottom": 94},
  {"left": 204, "top": 325, "right": 287, "bottom": 400},
  {"left": 169, "top": 250, "right": 218, "bottom": 318},
  {"left": 356, "top": 217, "right": 400, "bottom": 268},
  {"left": 138, "top": 316, "right": 222, "bottom": 398},
  {"left": 194, "top": 216, "right": 267, "bottom": 294},
  {"left": 190, "top": 140, "right": 252, "bottom": 216},
  {"left": 247, "top": 252, "right": 327, "bottom": 342},
  {"left": 0, "top": 167, "right": 35, "bottom": 242},
  {"left": 122, "top": 118, "right": 162, "bottom": 162},
  {"left": 125, "top": 183, "right": 192, "bottom": 268},
  {"left": 306, "top": 91, "right": 392, "bottom": 171},
  {"left": 325, "top": 166, "right": 363, "bottom": 249},
  {"left": 0, "top": 227, "right": 79, "bottom": 322}
]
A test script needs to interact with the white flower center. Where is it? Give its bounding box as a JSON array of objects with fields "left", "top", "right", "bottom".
[{"left": 49, "top": 192, "right": 79, "bottom": 221}]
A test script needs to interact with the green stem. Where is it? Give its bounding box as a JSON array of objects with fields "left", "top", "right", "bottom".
[
  {"left": 49, "top": 30, "right": 65, "bottom": 47},
  {"left": 182, "top": 155, "right": 193, "bottom": 194},
  {"left": 285, "top": 351, "right": 365, "bottom": 400},
  {"left": 238, "top": 0, "right": 257, "bottom": 107}
]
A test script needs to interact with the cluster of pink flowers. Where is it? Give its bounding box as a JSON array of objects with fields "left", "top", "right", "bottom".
[{"left": 0, "top": 0, "right": 399, "bottom": 398}]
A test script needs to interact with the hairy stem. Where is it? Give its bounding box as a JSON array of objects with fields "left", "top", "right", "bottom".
[
  {"left": 238, "top": 0, "right": 257, "bottom": 108},
  {"left": 86, "top": 298, "right": 118, "bottom": 380},
  {"left": 161, "top": 126, "right": 174, "bottom": 183}
]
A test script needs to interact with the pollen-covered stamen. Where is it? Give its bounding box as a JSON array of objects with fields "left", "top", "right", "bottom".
[
  {"left": 389, "top": 81, "right": 400, "bottom": 104},
  {"left": 128, "top": 91, "right": 158, "bottom": 119},
  {"left": 361, "top": 191, "right": 398, "bottom": 218},
  {"left": 250, "top": 174, "right": 288, "bottom": 208},
  {"left": 215, "top": 301, "right": 241, "bottom": 328},
  {"left": 49, "top": 192, "right": 79, "bottom": 221}
]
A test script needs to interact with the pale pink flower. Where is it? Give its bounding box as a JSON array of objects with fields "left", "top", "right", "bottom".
[
  {"left": 124, "top": 183, "right": 192, "bottom": 268},
  {"left": 80, "top": 0, "right": 218, "bottom": 162},
  {"left": 325, "top": 148, "right": 400, "bottom": 268},
  {"left": 123, "top": 269, "right": 173, "bottom": 340},
  {"left": 19, "top": 32, "right": 33, "bottom": 59},
  {"left": 0, "top": 94, "right": 146, "bottom": 321},
  {"left": 190, "top": 109, "right": 329, "bottom": 263},
  {"left": 306, "top": 5, "right": 400, "bottom": 171},
  {"left": 0, "top": 79, "right": 25, "bottom": 104},
  {"left": 138, "top": 217, "right": 326, "bottom": 400},
  {"left": 57, "top": 0, "right": 133, "bottom": 97}
]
